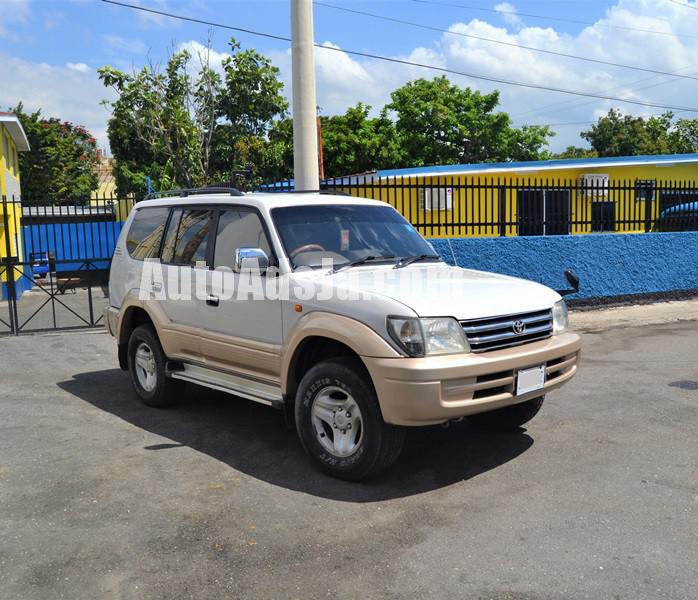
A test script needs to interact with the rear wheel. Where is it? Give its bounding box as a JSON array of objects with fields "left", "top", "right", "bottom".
[
  {"left": 127, "top": 324, "right": 183, "bottom": 408},
  {"left": 295, "top": 358, "right": 405, "bottom": 481},
  {"left": 469, "top": 396, "right": 545, "bottom": 431}
]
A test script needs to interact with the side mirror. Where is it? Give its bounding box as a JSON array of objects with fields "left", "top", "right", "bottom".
[
  {"left": 557, "top": 269, "right": 580, "bottom": 296},
  {"left": 233, "top": 247, "right": 270, "bottom": 274}
]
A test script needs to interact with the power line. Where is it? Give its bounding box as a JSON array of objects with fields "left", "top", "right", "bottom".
[
  {"left": 318, "top": 0, "right": 698, "bottom": 123},
  {"left": 512, "top": 60, "right": 698, "bottom": 121},
  {"left": 314, "top": 2, "right": 698, "bottom": 82},
  {"left": 100, "top": 0, "right": 698, "bottom": 114},
  {"left": 410, "top": 0, "right": 698, "bottom": 41},
  {"left": 667, "top": 0, "right": 698, "bottom": 10}
]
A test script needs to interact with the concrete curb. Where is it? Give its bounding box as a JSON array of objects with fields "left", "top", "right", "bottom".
[{"left": 570, "top": 299, "right": 698, "bottom": 333}]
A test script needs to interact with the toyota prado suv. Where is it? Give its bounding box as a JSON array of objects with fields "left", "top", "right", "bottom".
[{"left": 104, "top": 188, "right": 581, "bottom": 480}]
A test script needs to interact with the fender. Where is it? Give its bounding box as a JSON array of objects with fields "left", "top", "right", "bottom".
[
  {"left": 281, "top": 311, "right": 400, "bottom": 395},
  {"left": 114, "top": 292, "right": 161, "bottom": 344},
  {"left": 115, "top": 293, "right": 201, "bottom": 363}
]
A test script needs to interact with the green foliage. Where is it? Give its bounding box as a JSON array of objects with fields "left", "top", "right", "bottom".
[
  {"left": 99, "top": 49, "right": 216, "bottom": 196},
  {"left": 11, "top": 102, "right": 98, "bottom": 205},
  {"left": 99, "top": 38, "right": 288, "bottom": 196},
  {"left": 385, "top": 77, "right": 554, "bottom": 166},
  {"left": 319, "top": 103, "right": 403, "bottom": 177},
  {"left": 553, "top": 146, "right": 599, "bottom": 160},
  {"left": 669, "top": 118, "right": 698, "bottom": 154},
  {"left": 580, "top": 109, "right": 695, "bottom": 157},
  {"left": 101, "top": 46, "right": 563, "bottom": 188}
]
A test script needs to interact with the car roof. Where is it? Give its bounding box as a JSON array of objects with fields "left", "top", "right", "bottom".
[{"left": 133, "top": 192, "right": 388, "bottom": 211}]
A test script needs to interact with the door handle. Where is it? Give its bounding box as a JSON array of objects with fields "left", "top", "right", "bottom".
[
  {"left": 152, "top": 282, "right": 162, "bottom": 292},
  {"left": 206, "top": 294, "right": 220, "bottom": 307}
]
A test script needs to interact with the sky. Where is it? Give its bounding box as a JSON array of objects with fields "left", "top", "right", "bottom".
[{"left": 2, "top": 0, "right": 698, "bottom": 155}]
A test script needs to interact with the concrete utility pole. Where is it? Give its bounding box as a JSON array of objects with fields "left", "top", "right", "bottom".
[{"left": 291, "top": 0, "right": 320, "bottom": 191}]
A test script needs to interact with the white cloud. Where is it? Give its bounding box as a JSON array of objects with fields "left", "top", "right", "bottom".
[
  {"left": 66, "top": 62, "right": 90, "bottom": 73},
  {"left": 494, "top": 3, "right": 523, "bottom": 28},
  {"left": 0, "top": 0, "right": 30, "bottom": 38},
  {"left": 264, "top": 0, "right": 698, "bottom": 151},
  {"left": 4, "top": 0, "right": 698, "bottom": 155},
  {"left": 129, "top": 0, "right": 173, "bottom": 28},
  {"left": 103, "top": 34, "right": 147, "bottom": 55},
  {"left": 0, "top": 53, "right": 115, "bottom": 150},
  {"left": 176, "top": 40, "right": 230, "bottom": 73}
]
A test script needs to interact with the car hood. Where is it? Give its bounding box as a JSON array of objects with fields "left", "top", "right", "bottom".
[{"left": 293, "top": 264, "right": 561, "bottom": 320}]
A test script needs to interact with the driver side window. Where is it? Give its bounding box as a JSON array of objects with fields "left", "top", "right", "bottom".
[{"left": 213, "top": 208, "right": 272, "bottom": 269}]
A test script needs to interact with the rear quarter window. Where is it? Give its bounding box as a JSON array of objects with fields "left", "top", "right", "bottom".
[{"left": 126, "top": 207, "right": 170, "bottom": 259}]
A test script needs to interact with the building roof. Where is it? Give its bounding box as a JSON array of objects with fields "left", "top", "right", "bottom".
[
  {"left": 376, "top": 153, "right": 698, "bottom": 179},
  {"left": 137, "top": 191, "right": 387, "bottom": 213},
  {"left": 0, "top": 113, "right": 30, "bottom": 152}
]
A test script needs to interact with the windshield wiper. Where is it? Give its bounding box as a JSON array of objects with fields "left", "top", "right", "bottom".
[
  {"left": 393, "top": 254, "right": 442, "bottom": 269},
  {"left": 330, "top": 255, "right": 395, "bottom": 274}
]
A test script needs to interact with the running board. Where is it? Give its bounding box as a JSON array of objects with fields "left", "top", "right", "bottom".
[{"left": 168, "top": 363, "right": 283, "bottom": 407}]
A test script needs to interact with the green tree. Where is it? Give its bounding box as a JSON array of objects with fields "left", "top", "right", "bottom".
[
  {"left": 669, "top": 118, "right": 698, "bottom": 153},
  {"left": 385, "top": 77, "right": 553, "bottom": 166},
  {"left": 11, "top": 103, "right": 98, "bottom": 205},
  {"left": 99, "top": 38, "right": 288, "bottom": 196},
  {"left": 553, "top": 146, "right": 598, "bottom": 160},
  {"left": 319, "top": 103, "right": 403, "bottom": 177},
  {"left": 99, "top": 48, "right": 220, "bottom": 196},
  {"left": 209, "top": 40, "right": 289, "bottom": 188},
  {"left": 581, "top": 109, "right": 674, "bottom": 156}
]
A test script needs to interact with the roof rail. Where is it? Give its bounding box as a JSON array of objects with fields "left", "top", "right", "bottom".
[
  {"left": 143, "top": 186, "right": 244, "bottom": 201},
  {"left": 257, "top": 189, "right": 351, "bottom": 196}
]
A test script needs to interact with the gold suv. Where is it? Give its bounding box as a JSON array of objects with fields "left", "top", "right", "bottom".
[{"left": 105, "top": 190, "right": 581, "bottom": 480}]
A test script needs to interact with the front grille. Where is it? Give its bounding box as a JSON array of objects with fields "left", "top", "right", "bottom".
[{"left": 461, "top": 309, "right": 553, "bottom": 353}]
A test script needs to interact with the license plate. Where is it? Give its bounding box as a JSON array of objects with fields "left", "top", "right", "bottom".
[{"left": 516, "top": 365, "right": 546, "bottom": 396}]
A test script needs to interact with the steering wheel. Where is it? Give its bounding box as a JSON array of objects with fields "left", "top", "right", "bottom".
[{"left": 290, "top": 243, "right": 326, "bottom": 258}]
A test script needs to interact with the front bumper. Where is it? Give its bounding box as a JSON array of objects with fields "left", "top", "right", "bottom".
[{"left": 363, "top": 332, "right": 581, "bottom": 426}]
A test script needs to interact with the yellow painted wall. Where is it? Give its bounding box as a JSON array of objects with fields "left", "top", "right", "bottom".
[
  {"left": 0, "top": 199, "right": 22, "bottom": 285},
  {"left": 0, "top": 123, "right": 21, "bottom": 197},
  {"left": 1, "top": 123, "right": 24, "bottom": 285},
  {"left": 341, "top": 162, "right": 698, "bottom": 238}
]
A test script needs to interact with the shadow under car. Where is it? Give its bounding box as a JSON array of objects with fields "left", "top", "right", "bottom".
[{"left": 58, "top": 368, "right": 534, "bottom": 502}]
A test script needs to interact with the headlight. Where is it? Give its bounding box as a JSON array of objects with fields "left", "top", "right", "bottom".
[
  {"left": 552, "top": 299, "right": 568, "bottom": 334},
  {"left": 387, "top": 316, "right": 470, "bottom": 357}
]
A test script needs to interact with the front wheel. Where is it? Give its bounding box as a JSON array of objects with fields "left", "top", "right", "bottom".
[
  {"left": 127, "top": 324, "right": 183, "bottom": 408},
  {"left": 295, "top": 358, "right": 405, "bottom": 481},
  {"left": 469, "top": 396, "right": 545, "bottom": 431}
]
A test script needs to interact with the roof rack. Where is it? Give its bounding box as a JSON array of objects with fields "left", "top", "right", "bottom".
[
  {"left": 143, "top": 186, "right": 244, "bottom": 201},
  {"left": 258, "top": 189, "right": 351, "bottom": 196}
]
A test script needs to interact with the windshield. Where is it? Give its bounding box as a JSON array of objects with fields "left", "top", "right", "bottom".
[{"left": 271, "top": 204, "right": 437, "bottom": 269}]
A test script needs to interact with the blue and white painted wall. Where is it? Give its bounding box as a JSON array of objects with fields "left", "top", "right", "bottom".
[{"left": 430, "top": 232, "right": 698, "bottom": 300}]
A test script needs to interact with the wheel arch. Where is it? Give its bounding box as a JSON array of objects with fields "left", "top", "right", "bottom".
[
  {"left": 116, "top": 302, "right": 158, "bottom": 370},
  {"left": 281, "top": 312, "right": 400, "bottom": 399}
]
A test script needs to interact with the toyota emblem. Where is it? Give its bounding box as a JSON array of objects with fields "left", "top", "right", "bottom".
[{"left": 512, "top": 320, "right": 526, "bottom": 335}]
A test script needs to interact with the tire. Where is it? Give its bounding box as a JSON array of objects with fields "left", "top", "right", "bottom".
[
  {"left": 469, "top": 396, "right": 545, "bottom": 431},
  {"left": 295, "top": 358, "right": 406, "bottom": 481},
  {"left": 127, "top": 324, "right": 183, "bottom": 408}
]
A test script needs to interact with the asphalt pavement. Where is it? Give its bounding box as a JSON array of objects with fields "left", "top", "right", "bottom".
[{"left": 0, "top": 322, "right": 696, "bottom": 599}]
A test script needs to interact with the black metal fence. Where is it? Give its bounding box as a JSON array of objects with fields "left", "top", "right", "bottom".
[
  {"left": 1, "top": 194, "right": 135, "bottom": 335},
  {"left": 3, "top": 176, "right": 698, "bottom": 334},
  {"left": 263, "top": 176, "right": 698, "bottom": 238}
]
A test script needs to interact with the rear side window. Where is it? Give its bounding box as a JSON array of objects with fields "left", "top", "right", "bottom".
[
  {"left": 125, "top": 207, "right": 170, "bottom": 259},
  {"left": 213, "top": 208, "right": 271, "bottom": 269},
  {"left": 161, "top": 208, "right": 214, "bottom": 266}
]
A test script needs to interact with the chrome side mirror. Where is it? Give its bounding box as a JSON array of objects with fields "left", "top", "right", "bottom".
[{"left": 233, "top": 247, "right": 270, "bottom": 273}]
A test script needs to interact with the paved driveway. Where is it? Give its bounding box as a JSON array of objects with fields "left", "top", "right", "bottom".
[{"left": 0, "top": 323, "right": 696, "bottom": 599}]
